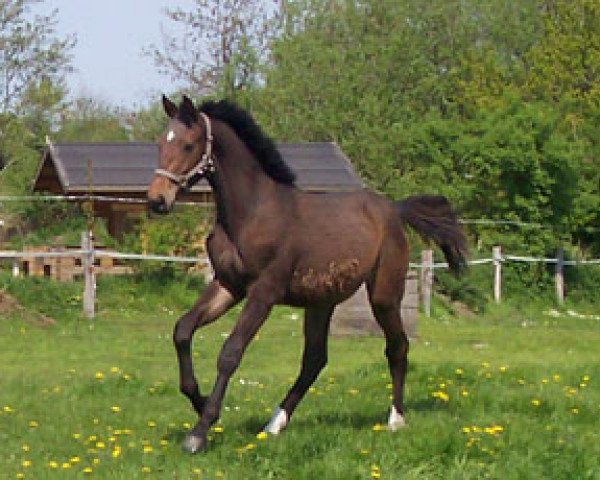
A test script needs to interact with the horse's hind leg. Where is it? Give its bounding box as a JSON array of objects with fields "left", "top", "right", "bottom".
[
  {"left": 264, "top": 305, "right": 334, "bottom": 434},
  {"left": 368, "top": 276, "right": 409, "bottom": 431},
  {"left": 173, "top": 280, "right": 238, "bottom": 416}
]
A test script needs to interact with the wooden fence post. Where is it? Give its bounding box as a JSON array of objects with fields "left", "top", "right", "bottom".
[
  {"left": 493, "top": 246, "right": 502, "bottom": 303},
  {"left": 82, "top": 231, "right": 95, "bottom": 318},
  {"left": 555, "top": 247, "right": 564, "bottom": 304},
  {"left": 12, "top": 258, "right": 20, "bottom": 277},
  {"left": 420, "top": 249, "right": 433, "bottom": 317}
]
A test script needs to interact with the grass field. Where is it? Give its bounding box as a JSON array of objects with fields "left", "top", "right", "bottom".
[{"left": 1, "top": 272, "right": 599, "bottom": 479}]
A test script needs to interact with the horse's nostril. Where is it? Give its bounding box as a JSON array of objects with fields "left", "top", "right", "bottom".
[{"left": 148, "top": 195, "right": 169, "bottom": 215}]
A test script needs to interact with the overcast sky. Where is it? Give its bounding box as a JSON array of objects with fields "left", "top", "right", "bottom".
[{"left": 41, "top": 0, "right": 196, "bottom": 109}]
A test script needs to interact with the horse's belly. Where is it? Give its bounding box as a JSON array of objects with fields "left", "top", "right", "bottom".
[{"left": 287, "top": 258, "right": 364, "bottom": 305}]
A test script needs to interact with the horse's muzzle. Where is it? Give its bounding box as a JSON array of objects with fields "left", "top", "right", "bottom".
[{"left": 147, "top": 195, "right": 171, "bottom": 215}]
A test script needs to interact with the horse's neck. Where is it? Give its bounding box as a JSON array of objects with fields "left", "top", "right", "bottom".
[{"left": 209, "top": 125, "right": 287, "bottom": 238}]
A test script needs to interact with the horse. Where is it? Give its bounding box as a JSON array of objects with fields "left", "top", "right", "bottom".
[{"left": 147, "top": 95, "right": 468, "bottom": 453}]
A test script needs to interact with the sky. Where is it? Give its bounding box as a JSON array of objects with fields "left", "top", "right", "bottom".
[{"left": 40, "top": 0, "right": 196, "bottom": 109}]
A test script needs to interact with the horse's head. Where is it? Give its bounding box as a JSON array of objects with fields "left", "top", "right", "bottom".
[{"left": 147, "top": 95, "right": 215, "bottom": 214}]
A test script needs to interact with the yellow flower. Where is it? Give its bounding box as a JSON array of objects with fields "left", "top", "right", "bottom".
[
  {"left": 531, "top": 398, "right": 541, "bottom": 407},
  {"left": 21, "top": 444, "right": 29, "bottom": 452},
  {"left": 95, "top": 372, "right": 105, "bottom": 380},
  {"left": 372, "top": 423, "right": 386, "bottom": 432},
  {"left": 112, "top": 446, "right": 122, "bottom": 458},
  {"left": 83, "top": 467, "right": 93, "bottom": 474},
  {"left": 96, "top": 441, "right": 106, "bottom": 449},
  {"left": 111, "top": 406, "right": 121, "bottom": 413},
  {"left": 461, "top": 390, "right": 469, "bottom": 397},
  {"left": 147, "top": 420, "right": 156, "bottom": 427},
  {"left": 347, "top": 388, "right": 359, "bottom": 395},
  {"left": 110, "top": 366, "right": 120, "bottom": 374},
  {"left": 432, "top": 391, "right": 449, "bottom": 402},
  {"left": 499, "top": 366, "right": 508, "bottom": 373},
  {"left": 571, "top": 407, "right": 579, "bottom": 415},
  {"left": 62, "top": 462, "right": 71, "bottom": 469},
  {"left": 28, "top": 420, "right": 38, "bottom": 428},
  {"left": 256, "top": 431, "right": 268, "bottom": 440},
  {"left": 3, "top": 405, "right": 14, "bottom": 413},
  {"left": 462, "top": 427, "right": 471, "bottom": 434},
  {"left": 553, "top": 374, "right": 561, "bottom": 382},
  {"left": 143, "top": 445, "right": 153, "bottom": 454},
  {"left": 21, "top": 460, "right": 32, "bottom": 468},
  {"left": 69, "top": 457, "right": 81, "bottom": 465},
  {"left": 455, "top": 368, "right": 464, "bottom": 376},
  {"left": 212, "top": 425, "right": 224, "bottom": 433},
  {"left": 142, "top": 466, "right": 152, "bottom": 473},
  {"left": 48, "top": 461, "right": 59, "bottom": 469}
]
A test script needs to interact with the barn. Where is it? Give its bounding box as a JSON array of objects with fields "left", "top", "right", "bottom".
[{"left": 32, "top": 140, "right": 364, "bottom": 238}]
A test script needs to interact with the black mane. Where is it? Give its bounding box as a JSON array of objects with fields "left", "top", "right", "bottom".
[{"left": 199, "top": 100, "right": 296, "bottom": 185}]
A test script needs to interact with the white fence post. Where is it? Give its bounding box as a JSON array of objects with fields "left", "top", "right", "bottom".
[
  {"left": 555, "top": 247, "right": 564, "bottom": 304},
  {"left": 493, "top": 246, "right": 502, "bottom": 303},
  {"left": 420, "top": 249, "right": 433, "bottom": 317},
  {"left": 81, "top": 231, "right": 95, "bottom": 318},
  {"left": 12, "top": 258, "right": 20, "bottom": 277}
]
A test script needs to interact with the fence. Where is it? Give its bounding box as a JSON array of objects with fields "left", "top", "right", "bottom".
[{"left": 3, "top": 232, "right": 600, "bottom": 318}]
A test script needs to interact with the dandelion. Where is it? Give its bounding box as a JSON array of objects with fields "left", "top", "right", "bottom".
[
  {"left": 16, "top": 474, "right": 25, "bottom": 479},
  {"left": 72, "top": 433, "right": 82, "bottom": 440},
  {"left": 110, "top": 366, "right": 119, "bottom": 374},
  {"left": 553, "top": 374, "right": 561, "bottom": 382},
  {"left": 48, "top": 461, "right": 59, "bottom": 469},
  {"left": 432, "top": 391, "right": 449, "bottom": 402},
  {"left": 69, "top": 457, "right": 81, "bottom": 465},
  {"left": 461, "top": 390, "right": 469, "bottom": 397},
  {"left": 462, "top": 426, "right": 471, "bottom": 434},
  {"left": 142, "top": 466, "right": 152, "bottom": 474},
  {"left": 21, "top": 444, "right": 29, "bottom": 452},
  {"left": 348, "top": 388, "right": 359, "bottom": 395},
  {"left": 372, "top": 423, "right": 386, "bottom": 432},
  {"left": 21, "top": 460, "right": 32, "bottom": 468},
  {"left": 62, "top": 463, "right": 71, "bottom": 469},
  {"left": 160, "top": 439, "right": 169, "bottom": 447},
  {"left": 143, "top": 445, "right": 153, "bottom": 454},
  {"left": 531, "top": 398, "right": 541, "bottom": 407},
  {"left": 83, "top": 467, "right": 93, "bottom": 474},
  {"left": 96, "top": 441, "right": 106, "bottom": 449},
  {"left": 360, "top": 448, "right": 370, "bottom": 455},
  {"left": 147, "top": 420, "right": 156, "bottom": 428},
  {"left": 111, "top": 406, "right": 121, "bottom": 413},
  {"left": 455, "top": 368, "right": 464, "bottom": 376},
  {"left": 95, "top": 372, "right": 105, "bottom": 380},
  {"left": 112, "top": 446, "right": 121, "bottom": 458},
  {"left": 28, "top": 420, "right": 38, "bottom": 428},
  {"left": 571, "top": 407, "right": 579, "bottom": 415},
  {"left": 3, "top": 405, "right": 14, "bottom": 413},
  {"left": 371, "top": 464, "right": 381, "bottom": 479},
  {"left": 517, "top": 379, "right": 526, "bottom": 385},
  {"left": 499, "top": 366, "right": 508, "bottom": 373},
  {"left": 256, "top": 431, "right": 268, "bottom": 440}
]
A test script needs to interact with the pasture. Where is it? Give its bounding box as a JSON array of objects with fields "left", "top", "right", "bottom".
[{"left": 1, "top": 272, "right": 599, "bottom": 479}]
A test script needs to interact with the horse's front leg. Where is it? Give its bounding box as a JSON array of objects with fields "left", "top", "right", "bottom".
[
  {"left": 182, "top": 282, "right": 277, "bottom": 453},
  {"left": 174, "top": 280, "right": 238, "bottom": 416}
]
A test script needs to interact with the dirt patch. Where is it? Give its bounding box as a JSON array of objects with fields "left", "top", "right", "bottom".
[{"left": 0, "top": 290, "right": 56, "bottom": 326}]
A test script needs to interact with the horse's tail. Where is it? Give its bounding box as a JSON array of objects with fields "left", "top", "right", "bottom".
[{"left": 396, "top": 195, "right": 468, "bottom": 275}]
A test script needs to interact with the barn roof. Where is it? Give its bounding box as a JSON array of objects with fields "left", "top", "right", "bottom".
[{"left": 33, "top": 141, "right": 364, "bottom": 195}]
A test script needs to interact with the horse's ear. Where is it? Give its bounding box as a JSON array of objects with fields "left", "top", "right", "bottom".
[
  {"left": 162, "top": 95, "right": 178, "bottom": 118},
  {"left": 181, "top": 95, "right": 198, "bottom": 123}
]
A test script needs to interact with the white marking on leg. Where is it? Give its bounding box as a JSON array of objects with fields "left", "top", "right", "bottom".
[
  {"left": 167, "top": 130, "right": 176, "bottom": 142},
  {"left": 388, "top": 405, "right": 406, "bottom": 431},
  {"left": 263, "top": 407, "right": 288, "bottom": 435}
]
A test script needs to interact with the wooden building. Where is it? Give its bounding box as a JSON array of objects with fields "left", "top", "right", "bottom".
[{"left": 32, "top": 141, "right": 364, "bottom": 238}]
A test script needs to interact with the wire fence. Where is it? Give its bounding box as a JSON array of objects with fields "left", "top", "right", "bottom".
[{"left": 2, "top": 194, "right": 600, "bottom": 317}]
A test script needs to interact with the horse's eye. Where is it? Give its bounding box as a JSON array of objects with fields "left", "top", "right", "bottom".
[{"left": 184, "top": 143, "right": 194, "bottom": 153}]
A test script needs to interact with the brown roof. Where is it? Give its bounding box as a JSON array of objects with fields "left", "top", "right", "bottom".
[{"left": 33, "top": 141, "right": 364, "bottom": 195}]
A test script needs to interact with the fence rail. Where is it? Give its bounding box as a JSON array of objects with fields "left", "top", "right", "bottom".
[{"left": 2, "top": 238, "right": 599, "bottom": 318}]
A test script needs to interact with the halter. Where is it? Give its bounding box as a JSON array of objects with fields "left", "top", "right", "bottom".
[{"left": 155, "top": 112, "right": 216, "bottom": 191}]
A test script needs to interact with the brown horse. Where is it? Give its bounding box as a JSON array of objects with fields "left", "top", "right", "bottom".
[{"left": 147, "top": 95, "right": 467, "bottom": 453}]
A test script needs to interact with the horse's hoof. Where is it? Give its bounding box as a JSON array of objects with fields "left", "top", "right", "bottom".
[
  {"left": 388, "top": 405, "right": 406, "bottom": 432},
  {"left": 182, "top": 434, "right": 206, "bottom": 454}
]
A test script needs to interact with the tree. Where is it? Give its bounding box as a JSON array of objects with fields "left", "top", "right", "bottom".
[
  {"left": 56, "top": 97, "right": 129, "bottom": 142},
  {"left": 147, "top": 0, "right": 282, "bottom": 99},
  {"left": 0, "top": 0, "right": 74, "bottom": 112}
]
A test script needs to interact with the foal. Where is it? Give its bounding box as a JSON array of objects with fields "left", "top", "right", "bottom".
[{"left": 147, "top": 95, "right": 467, "bottom": 453}]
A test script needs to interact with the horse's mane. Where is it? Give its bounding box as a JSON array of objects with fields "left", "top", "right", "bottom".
[{"left": 199, "top": 100, "right": 296, "bottom": 185}]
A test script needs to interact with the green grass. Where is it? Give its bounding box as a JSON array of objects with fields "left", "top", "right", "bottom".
[{"left": 1, "top": 272, "right": 600, "bottom": 479}]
